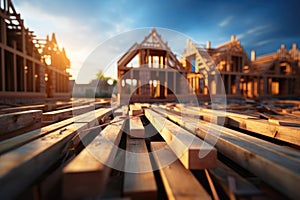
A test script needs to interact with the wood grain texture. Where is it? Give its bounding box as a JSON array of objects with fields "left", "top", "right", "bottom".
[
  {"left": 145, "top": 109, "right": 217, "bottom": 169},
  {"left": 63, "top": 116, "right": 126, "bottom": 199},
  {"left": 152, "top": 107, "right": 300, "bottom": 199},
  {"left": 129, "top": 116, "right": 145, "bottom": 138},
  {"left": 0, "top": 122, "right": 88, "bottom": 200},
  {"left": 151, "top": 142, "right": 211, "bottom": 200},
  {"left": 0, "top": 110, "right": 42, "bottom": 140},
  {"left": 123, "top": 138, "right": 157, "bottom": 199}
]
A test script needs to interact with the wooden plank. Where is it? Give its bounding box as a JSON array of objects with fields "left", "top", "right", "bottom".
[
  {"left": 174, "top": 105, "right": 300, "bottom": 146},
  {"left": 0, "top": 117, "right": 73, "bottom": 154},
  {"left": 124, "top": 138, "right": 157, "bottom": 199},
  {"left": 0, "top": 104, "right": 45, "bottom": 114},
  {"left": 0, "top": 122, "right": 88, "bottom": 200},
  {"left": 0, "top": 108, "right": 115, "bottom": 154},
  {"left": 169, "top": 104, "right": 227, "bottom": 125},
  {"left": 0, "top": 110, "right": 42, "bottom": 140},
  {"left": 73, "top": 107, "right": 115, "bottom": 128},
  {"left": 42, "top": 104, "right": 94, "bottom": 122},
  {"left": 129, "top": 104, "right": 143, "bottom": 116},
  {"left": 292, "top": 110, "right": 300, "bottom": 116},
  {"left": 227, "top": 116, "right": 300, "bottom": 146},
  {"left": 268, "top": 118, "right": 300, "bottom": 127},
  {"left": 152, "top": 107, "right": 300, "bottom": 199},
  {"left": 145, "top": 109, "right": 217, "bottom": 169},
  {"left": 62, "top": 116, "right": 126, "bottom": 199},
  {"left": 129, "top": 116, "right": 145, "bottom": 138},
  {"left": 151, "top": 142, "right": 211, "bottom": 200},
  {"left": 153, "top": 106, "right": 300, "bottom": 161},
  {"left": 209, "top": 161, "right": 261, "bottom": 199}
]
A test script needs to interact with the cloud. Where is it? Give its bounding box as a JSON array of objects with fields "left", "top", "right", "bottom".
[
  {"left": 219, "top": 16, "right": 234, "bottom": 27},
  {"left": 246, "top": 25, "right": 271, "bottom": 35},
  {"left": 14, "top": 1, "right": 135, "bottom": 82},
  {"left": 255, "top": 39, "right": 273, "bottom": 47},
  {"left": 236, "top": 24, "right": 271, "bottom": 43}
]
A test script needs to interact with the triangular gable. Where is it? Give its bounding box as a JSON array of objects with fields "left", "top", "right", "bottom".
[{"left": 140, "top": 29, "right": 169, "bottom": 50}]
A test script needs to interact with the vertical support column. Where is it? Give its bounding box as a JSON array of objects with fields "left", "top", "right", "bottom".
[
  {"left": 33, "top": 62, "right": 36, "bottom": 92},
  {"left": 23, "top": 58, "right": 26, "bottom": 92},
  {"left": 164, "top": 71, "right": 168, "bottom": 97},
  {"left": 21, "top": 21, "right": 26, "bottom": 53},
  {"left": 192, "top": 77, "right": 196, "bottom": 93},
  {"left": 40, "top": 64, "right": 46, "bottom": 94},
  {"left": 228, "top": 75, "right": 231, "bottom": 95},
  {"left": 1, "top": 20, "right": 7, "bottom": 45},
  {"left": 257, "top": 77, "right": 260, "bottom": 97},
  {"left": 1, "top": 48, "right": 5, "bottom": 91},
  {"left": 130, "top": 69, "right": 133, "bottom": 94},
  {"left": 263, "top": 77, "right": 268, "bottom": 95},
  {"left": 195, "top": 76, "right": 199, "bottom": 94},
  {"left": 173, "top": 72, "right": 176, "bottom": 94},
  {"left": 236, "top": 75, "right": 241, "bottom": 95},
  {"left": 150, "top": 56, "right": 153, "bottom": 68},
  {"left": 13, "top": 42, "right": 17, "bottom": 92},
  {"left": 165, "top": 54, "right": 169, "bottom": 68},
  {"left": 251, "top": 78, "right": 255, "bottom": 98}
]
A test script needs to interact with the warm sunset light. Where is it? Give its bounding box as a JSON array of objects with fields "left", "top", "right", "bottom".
[{"left": 0, "top": 1, "right": 299, "bottom": 200}]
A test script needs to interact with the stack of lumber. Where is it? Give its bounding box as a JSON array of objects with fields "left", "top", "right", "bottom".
[
  {"left": 0, "top": 102, "right": 300, "bottom": 199},
  {"left": 42, "top": 104, "right": 95, "bottom": 125},
  {"left": 152, "top": 105, "right": 300, "bottom": 199},
  {"left": 0, "top": 110, "right": 42, "bottom": 141},
  {"left": 0, "top": 105, "right": 116, "bottom": 199},
  {"left": 170, "top": 104, "right": 300, "bottom": 146}
]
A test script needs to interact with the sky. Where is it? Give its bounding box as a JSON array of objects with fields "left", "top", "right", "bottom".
[{"left": 13, "top": 0, "right": 300, "bottom": 83}]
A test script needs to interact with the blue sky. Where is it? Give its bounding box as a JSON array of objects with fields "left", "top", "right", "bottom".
[{"left": 14, "top": 0, "right": 300, "bottom": 83}]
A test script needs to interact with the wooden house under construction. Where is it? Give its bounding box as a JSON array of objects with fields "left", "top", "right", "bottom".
[
  {"left": 117, "top": 29, "right": 300, "bottom": 103},
  {"left": 0, "top": 0, "right": 70, "bottom": 103}
]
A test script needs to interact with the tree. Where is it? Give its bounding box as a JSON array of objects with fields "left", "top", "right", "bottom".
[
  {"left": 95, "top": 69, "right": 108, "bottom": 80},
  {"left": 90, "top": 69, "right": 109, "bottom": 83}
]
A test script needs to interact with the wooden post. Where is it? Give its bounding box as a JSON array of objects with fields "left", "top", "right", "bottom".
[
  {"left": 13, "top": 41, "right": 17, "bottom": 92},
  {"left": 21, "top": 20, "right": 26, "bottom": 53},
  {"left": 236, "top": 75, "right": 241, "bottom": 95},
  {"left": 173, "top": 72, "right": 176, "bottom": 94},
  {"left": 263, "top": 76, "right": 268, "bottom": 95},
  {"left": 33, "top": 62, "right": 36, "bottom": 92},
  {"left": 1, "top": 47, "right": 5, "bottom": 91},
  {"left": 164, "top": 71, "right": 168, "bottom": 97},
  {"left": 228, "top": 75, "right": 231, "bottom": 95}
]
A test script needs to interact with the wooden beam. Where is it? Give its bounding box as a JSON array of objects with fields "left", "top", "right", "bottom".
[
  {"left": 0, "top": 110, "right": 42, "bottom": 140},
  {"left": 62, "top": 116, "right": 126, "bottom": 199},
  {"left": 0, "top": 117, "right": 73, "bottom": 154},
  {"left": 209, "top": 161, "right": 261, "bottom": 199},
  {"left": 152, "top": 107, "right": 300, "bottom": 199},
  {"left": 227, "top": 116, "right": 300, "bottom": 146},
  {"left": 0, "top": 104, "right": 45, "bottom": 114},
  {"left": 73, "top": 107, "right": 115, "bottom": 128},
  {"left": 151, "top": 142, "right": 211, "bottom": 200},
  {"left": 0, "top": 108, "right": 114, "bottom": 154},
  {"left": 174, "top": 105, "right": 300, "bottom": 146},
  {"left": 129, "top": 116, "right": 145, "bottom": 138},
  {"left": 145, "top": 109, "right": 217, "bottom": 169},
  {"left": 129, "top": 104, "right": 143, "bottom": 116},
  {"left": 123, "top": 138, "right": 157, "bottom": 199},
  {"left": 42, "top": 104, "right": 94, "bottom": 122},
  {"left": 0, "top": 122, "right": 88, "bottom": 200}
]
